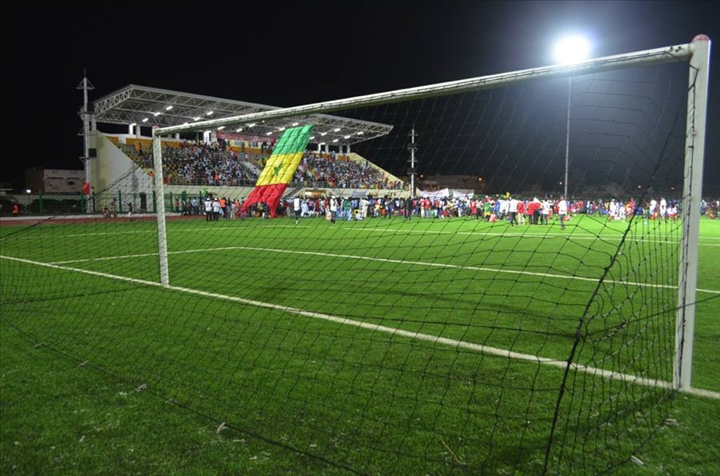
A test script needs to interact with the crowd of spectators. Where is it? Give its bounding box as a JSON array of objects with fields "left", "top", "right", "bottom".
[
  {"left": 272, "top": 194, "right": 720, "bottom": 224},
  {"left": 123, "top": 141, "right": 260, "bottom": 186},
  {"left": 122, "top": 140, "right": 404, "bottom": 190},
  {"left": 291, "top": 154, "right": 403, "bottom": 190}
]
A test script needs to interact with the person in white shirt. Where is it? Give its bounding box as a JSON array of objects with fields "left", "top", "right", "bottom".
[
  {"left": 329, "top": 196, "right": 338, "bottom": 224},
  {"left": 557, "top": 196, "right": 568, "bottom": 230},
  {"left": 360, "top": 197, "right": 369, "bottom": 219},
  {"left": 608, "top": 199, "right": 618, "bottom": 221},
  {"left": 541, "top": 200, "right": 550, "bottom": 225},
  {"left": 293, "top": 196, "right": 301, "bottom": 224},
  {"left": 508, "top": 197, "right": 518, "bottom": 226},
  {"left": 204, "top": 196, "right": 213, "bottom": 222},
  {"left": 211, "top": 197, "right": 221, "bottom": 221},
  {"left": 649, "top": 199, "right": 658, "bottom": 219},
  {"left": 659, "top": 197, "right": 668, "bottom": 220}
]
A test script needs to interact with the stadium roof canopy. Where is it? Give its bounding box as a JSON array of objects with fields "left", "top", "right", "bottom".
[{"left": 90, "top": 85, "right": 393, "bottom": 147}]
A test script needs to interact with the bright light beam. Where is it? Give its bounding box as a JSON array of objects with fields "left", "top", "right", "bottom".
[{"left": 554, "top": 36, "right": 591, "bottom": 64}]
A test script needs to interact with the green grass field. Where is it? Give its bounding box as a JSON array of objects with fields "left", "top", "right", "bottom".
[{"left": 1, "top": 213, "right": 718, "bottom": 475}]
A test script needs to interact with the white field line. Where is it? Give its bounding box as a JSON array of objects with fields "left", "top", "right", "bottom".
[
  {"left": 2, "top": 253, "right": 718, "bottom": 400},
  {"left": 49, "top": 245, "right": 720, "bottom": 296},
  {"left": 346, "top": 226, "right": 720, "bottom": 247},
  {"left": 65, "top": 230, "right": 154, "bottom": 237}
]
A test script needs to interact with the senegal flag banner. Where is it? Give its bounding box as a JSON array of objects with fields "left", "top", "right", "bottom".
[{"left": 240, "top": 124, "right": 313, "bottom": 218}]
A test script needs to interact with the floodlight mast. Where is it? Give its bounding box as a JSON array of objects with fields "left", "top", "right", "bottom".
[
  {"left": 563, "top": 77, "right": 571, "bottom": 199},
  {"left": 554, "top": 36, "right": 591, "bottom": 200}
]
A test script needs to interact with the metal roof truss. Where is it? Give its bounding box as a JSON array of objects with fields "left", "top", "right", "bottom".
[{"left": 88, "top": 85, "right": 393, "bottom": 146}]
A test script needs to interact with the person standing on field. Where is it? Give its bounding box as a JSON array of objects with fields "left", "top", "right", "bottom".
[
  {"left": 329, "top": 196, "right": 338, "bottom": 223},
  {"left": 204, "top": 195, "right": 213, "bottom": 221},
  {"left": 517, "top": 198, "right": 525, "bottom": 225},
  {"left": 558, "top": 196, "right": 568, "bottom": 230},
  {"left": 508, "top": 196, "right": 519, "bottom": 226},
  {"left": 212, "top": 196, "right": 221, "bottom": 221},
  {"left": 294, "top": 196, "right": 301, "bottom": 224}
]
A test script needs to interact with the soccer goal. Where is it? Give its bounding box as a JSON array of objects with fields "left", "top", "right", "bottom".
[{"left": 1, "top": 36, "right": 712, "bottom": 474}]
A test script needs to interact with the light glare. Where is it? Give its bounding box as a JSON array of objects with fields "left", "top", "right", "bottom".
[{"left": 554, "top": 36, "right": 590, "bottom": 64}]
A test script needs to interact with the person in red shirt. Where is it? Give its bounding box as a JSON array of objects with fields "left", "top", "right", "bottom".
[
  {"left": 527, "top": 198, "right": 542, "bottom": 225},
  {"left": 517, "top": 199, "right": 526, "bottom": 225}
]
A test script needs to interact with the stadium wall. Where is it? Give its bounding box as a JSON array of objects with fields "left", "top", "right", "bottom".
[{"left": 92, "top": 132, "right": 153, "bottom": 209}]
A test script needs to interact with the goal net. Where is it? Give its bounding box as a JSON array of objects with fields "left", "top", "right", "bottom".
[{"left": 0, "top": 37, "right": 711, "bottom": 474}]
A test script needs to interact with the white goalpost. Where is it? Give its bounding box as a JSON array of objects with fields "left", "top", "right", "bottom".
[
  {"left": 152, "top": 35, "right": 711, "bottom": 395},
  {"left": 674, "top": 35, "right": 711, "bottom": 392}
]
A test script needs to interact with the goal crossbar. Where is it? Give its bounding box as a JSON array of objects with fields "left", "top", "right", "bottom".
[{"left": 153, "top": 42, "right": 695, "bottom": 137}]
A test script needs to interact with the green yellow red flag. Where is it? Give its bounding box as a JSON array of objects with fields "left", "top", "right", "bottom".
[{"left": 240, "top": 124, "right": 313, "bottom": 217}]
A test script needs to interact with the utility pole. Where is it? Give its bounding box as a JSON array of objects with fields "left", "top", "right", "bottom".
[
  {"left": 407, "top": 128, "right": 419, "bottom": 199},
  {"left": 77, "top": 69, "right": 95, "bottom": 212}
]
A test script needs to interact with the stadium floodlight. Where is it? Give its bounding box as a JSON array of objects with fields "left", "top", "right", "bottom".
[
  {"left": 165, "top": 105, "right": 173, "bottom": 111},
  {"left": 554, "top": 36, "right": 590, "bottom": 199},
  {"left": 554, "top": 35, "right": 591, "bottom": 64}
]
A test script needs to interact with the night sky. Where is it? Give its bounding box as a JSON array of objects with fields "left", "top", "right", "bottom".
[{"left": 1, "top": 1, "right": 718, "bottom": 192}]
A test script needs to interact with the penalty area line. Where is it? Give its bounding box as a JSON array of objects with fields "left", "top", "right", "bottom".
[
  {"left": 47, "top": 246, "right": 720, "bottom": 296},
  {"left": 2, "top": 254, "right": 718, "bottom": 400}
]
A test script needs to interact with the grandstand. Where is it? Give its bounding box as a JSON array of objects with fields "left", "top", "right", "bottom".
[{"left": 86, "top": 85, "right": 405, "bottom": 212}]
